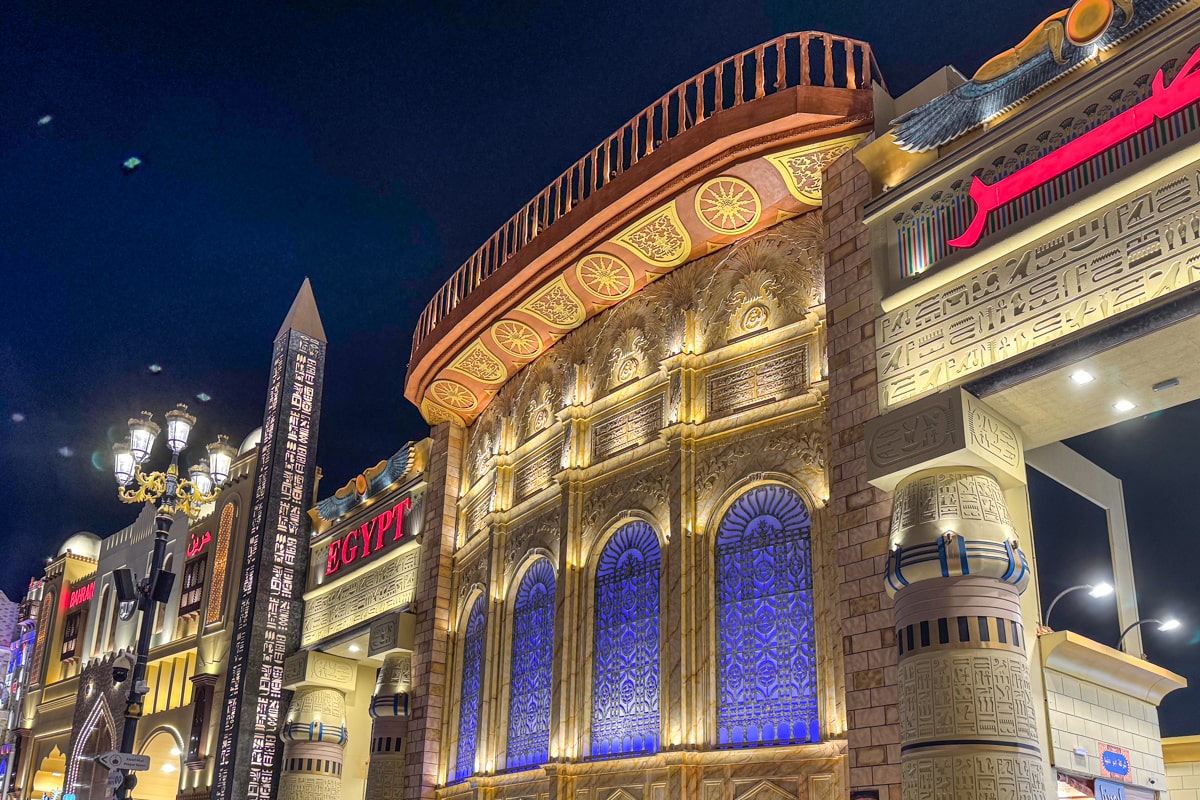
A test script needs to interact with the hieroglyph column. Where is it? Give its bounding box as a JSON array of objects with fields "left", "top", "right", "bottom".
[
  {"left": 365, "top": 652, "right": 411, "bottom": 800},
  {"left": 885, "top": 468, "right": 1044, "bottom": 799},
  {"left": 278, "top": 686, "right": 349, "bottom": 799}
]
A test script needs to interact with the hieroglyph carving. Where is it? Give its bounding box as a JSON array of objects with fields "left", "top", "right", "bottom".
[
  {"left": 301, "top": 551, "right": 418, "bottom": 647},
  {"left": 890, "top": 471, "right": 1013, "bottom": 530},
  {"left": 878, "top": 163, "right": 1200, "bottom": 408},
  {"left": 899, "top": 652, "right": 1038, "bottom": 743},
  {"left": 903, "top": 753, "right": 1045, "bottom": 800}
]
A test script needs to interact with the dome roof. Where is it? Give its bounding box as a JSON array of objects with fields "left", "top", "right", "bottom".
[
  {"left": 238, "top": 427, "right": 263, "bottom": 455},
  {"left": 58, "top": 531, "right": 101, "bottom": 560}
]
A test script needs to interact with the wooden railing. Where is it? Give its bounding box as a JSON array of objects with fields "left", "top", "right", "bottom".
[{"left": 412, "top": 32, "right": 881, "bottom": 357}]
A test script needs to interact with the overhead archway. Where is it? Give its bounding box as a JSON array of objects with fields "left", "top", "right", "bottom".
[{"left": 134, "top": 728, "right": 183, "bottom": 800}]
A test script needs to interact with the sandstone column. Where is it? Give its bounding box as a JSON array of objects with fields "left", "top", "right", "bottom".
[
  {"left": 366, "top": 652, "right": 411, "bottom": 800},
  {"left": 885, "top": 467, "right": 1043, "bottom": 799},
  {"left": 278, "top": 685, "right": 348, "bottom": 799}
]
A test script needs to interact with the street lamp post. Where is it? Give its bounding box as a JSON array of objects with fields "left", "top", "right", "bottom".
[
  {"left": 1042, "top": 581, "right": 1114, "bottom": 630},
  {"left": 109, "top": 406, "right": 236, "bottom": 799},
  {"left": 1116, "top": 617, "right": 1181, "bottom": 653}
]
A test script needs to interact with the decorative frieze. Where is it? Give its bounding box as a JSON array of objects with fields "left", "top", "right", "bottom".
[
  {"left": 301, "top": 551, "right": 418, "bottom": 647},
  {"left": 878, "top": 160, "right": 1200, "bottom": 409}
]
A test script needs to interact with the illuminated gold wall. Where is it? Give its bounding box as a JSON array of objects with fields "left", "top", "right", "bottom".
[{"left": 437, "top": 214, "right": 848, "bottom": 800}]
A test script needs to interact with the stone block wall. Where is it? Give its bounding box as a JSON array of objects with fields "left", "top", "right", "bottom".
[
  {"left": 1168, "top": 760, "right": 1200, "bottom": 798},
  {"left": 1045, "top": 668, "right": 1168, "bottom": 788},
  {"left": 823, "top": 148, "right": 900, "bottom": 798}
]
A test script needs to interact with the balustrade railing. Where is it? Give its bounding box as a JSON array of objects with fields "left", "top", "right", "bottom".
[{"left": 412, "top": 32, "right": 881, "bottom": 357}]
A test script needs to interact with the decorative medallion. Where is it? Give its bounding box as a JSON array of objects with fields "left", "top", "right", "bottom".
[
  {"left": 616, "top": 356, "right": 640, "bottom": 384},
  {"left": 430, "top": 379, "right": 478, "bottom": 411},
  {"left": 742, "top": 303, "right": 770, "bottom": 332},
  {"left": 1065, "top": 0, "right": 1115, "bottom": 47},
  {"left": 765, "top": 134, "right": 867, "bottom": 205},
  {"left": 517, "top": 275, "right": 586, "bottom": 329},
  {"left": 448, "top": 339, "right": 508, "bottom": 385},
  {"left": 491, "top": 319, "right": 544, "bottom": 358},
  {"left": 576, "top": 253, "right": 635, "bottom": 301},
  {"left": 694, "top": 176, "right": 762, "bottom": 234},
  {"left": 614, "top": 202, "right": 692, "bottom": 267}
]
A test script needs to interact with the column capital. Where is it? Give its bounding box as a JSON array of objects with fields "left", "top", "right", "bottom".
[
  {"left": 282, "top": 650, "right": 358, "bottom": 693},
  {"left": 866, "top": 388, "right": 1025, "bottom": 491}
]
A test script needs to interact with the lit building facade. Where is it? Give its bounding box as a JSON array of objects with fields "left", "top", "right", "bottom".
[
  {"left": 402, "top": 30, "right": 877, "bottom": 800},
  {"left": 401, "top": 4, "right": 1196, "bottom": 800},
  {"left": 8, "top": 437, "right": 261, "bottom": 800}
]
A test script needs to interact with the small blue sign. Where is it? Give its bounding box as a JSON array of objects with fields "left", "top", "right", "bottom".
[
  {"left": 1095, "top": 779, "right": 1127, "bottom": 800},
  {"left": 1101, "top": 748, "right": 1131, "bottom": 776}
]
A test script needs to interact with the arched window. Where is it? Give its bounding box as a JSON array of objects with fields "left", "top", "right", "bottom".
[
  {"left": 506, "top": 559, "right": 555, "bottom": 771},
  {"left": 453, "top": 595, "right": 487, "bottom": 783},
  {"left": 591, "top": 521, "right": 660, "bottom": 758},
  {"left": 715, "top": 484, "right": 818, "bottom": 746}
]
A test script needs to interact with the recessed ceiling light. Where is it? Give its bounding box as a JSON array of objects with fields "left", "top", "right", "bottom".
[
  {"left": 1070, "top": 369, "right": 1095, "bottom": 384},
  {"left": 1114, "top": 399, "right": 1136, "bottom": 412},
  {"left": 348, "top": 644, "right": 361, "bottom": 654}
]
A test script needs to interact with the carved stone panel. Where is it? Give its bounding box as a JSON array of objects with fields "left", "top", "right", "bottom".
[
  {"left": 514, "top": 445, "right": 560, "bottom": 504},
  {"left": 591, "top": 394, "right": 666, "bottom": 462},
  {"left": 705, "top": 345, "right": 808, "bottom": 419},
  {"left": 866, "top": 388, "right": 1023, "bottom": 490}
]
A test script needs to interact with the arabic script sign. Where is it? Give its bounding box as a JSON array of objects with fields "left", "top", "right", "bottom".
[
  {"left": 879, "top": 158, "right": 1200, "bottom": 408},
  {"left": 949, "top": 48, "right": 1200, "bottom": 248},
  {"left": 1099, "top": 742, "right": 1132, "bottom": 782}
]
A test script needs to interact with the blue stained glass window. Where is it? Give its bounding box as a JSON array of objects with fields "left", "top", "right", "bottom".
[
  {"left": 506, "top": 559, "right": 556, "bottom": 771},
  {"left": 716, "top": 484, "right": 819, "bottom": 746},
  {"left": 591, "top": 521, "right": 660, "bottom": 758},
  {"left": 454, "top": 594, "right": 487, "bottom": 782}
]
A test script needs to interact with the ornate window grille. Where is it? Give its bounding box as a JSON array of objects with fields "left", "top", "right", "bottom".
[
  {"left": 591, "top": 521, "right": 660, "bottom": 758},
  {"left": 506, "top": 559, "right": 555, "bottom": 770},
  {"left": 179, "top": 554, "right": 208, "bottom": 617},
  {"left": 453, "top": 595, "right": 487, "bottom": 782},
  {"left": 715, "top": 484, "right": 819, "bottom": 746}
]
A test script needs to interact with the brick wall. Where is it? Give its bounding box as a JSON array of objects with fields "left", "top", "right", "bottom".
[
  {"left": 823, "top": 149, "right": 901, "bottom": 798},
  {"left": 406, "top": 422, "right": 465, "bottom": 800}
]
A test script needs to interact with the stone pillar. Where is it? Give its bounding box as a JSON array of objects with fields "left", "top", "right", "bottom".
[
  {"left": 405, "top": 421, "right": 465, "bottom": 800},
  {"left": 366, "top": 652, "right": 411, "bottom": 800},
  {"left": 885, "top": 468, "right": 1044, "bottom": 799},
  {"left": 278, "top": 686, "right": 348, "bottom": 799}
]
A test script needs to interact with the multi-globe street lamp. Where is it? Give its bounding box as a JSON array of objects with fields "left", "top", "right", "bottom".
[{"left": 108, "top": 405, "right": 236, "bottom": 799}]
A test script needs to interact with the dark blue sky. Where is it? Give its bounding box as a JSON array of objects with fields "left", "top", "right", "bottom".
[{"left": 2, "top": 0, "right": 1195, "bottom": 731}]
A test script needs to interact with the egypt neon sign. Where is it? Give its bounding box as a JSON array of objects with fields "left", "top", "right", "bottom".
[
  {"left": 325, "top": 496, "right": 413, "bottom": 576},
  {"left": 949, "top": 47, "right": 1200, "bottom": 249},
  {"left": 67, "top": 581, "right": 95, "bottom": 610}
]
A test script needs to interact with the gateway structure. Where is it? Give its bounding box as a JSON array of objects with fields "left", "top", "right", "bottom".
[{"left": 832, "top": 0, "right": 1196, "bottom": 798}]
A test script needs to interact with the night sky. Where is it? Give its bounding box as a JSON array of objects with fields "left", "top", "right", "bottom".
[{"left": 2, "top": 1, "right": 1195, "bottom": 732}]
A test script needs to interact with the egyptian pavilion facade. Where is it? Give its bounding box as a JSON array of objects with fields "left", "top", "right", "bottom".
[
  {"left": 9, "top": 3, "right": 1200, "bottom": 800},
  {"left": 398, "top": 2, "right": 1197, "bottom": 800}
]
